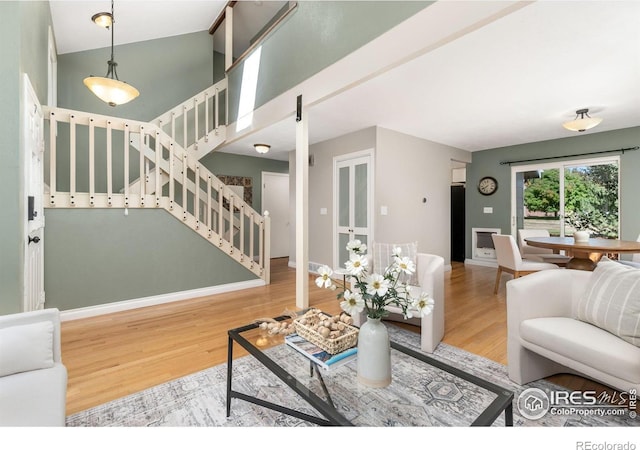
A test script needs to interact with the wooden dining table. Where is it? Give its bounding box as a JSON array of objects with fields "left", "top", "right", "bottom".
[{"left": 524, "top": 236, "right": 640, "bottom": 270}]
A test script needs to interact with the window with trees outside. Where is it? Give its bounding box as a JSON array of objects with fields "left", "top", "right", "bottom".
[{"left": 511, "top": 156, "right": 619, "bottom": 239}]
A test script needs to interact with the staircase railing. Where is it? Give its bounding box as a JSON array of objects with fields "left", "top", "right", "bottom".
[
  {"left": 152, "top": 77, "right": 227, "bottom": 160},
  {"left": 44, "top": 106, "right": 270, "bottom": 282}
]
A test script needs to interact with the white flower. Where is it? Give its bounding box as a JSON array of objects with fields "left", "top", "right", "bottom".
[
  {"left": 315, "top": 265, "right": 333, "bottom": 289},
  {"left": 392, "top": 246, "right": 402, "bottom": 257},
  {"left": 395, "top": 256, "right": 416, "bottom": 275},
  {"left": 412, "top": 292, "right": 434, "bottom": 317},
  {"left": 345, "top": 254, "right": 368, "bottom": 275},
  {"left": 340, "top": 290, "right": 365, "bottom": 316},
  {"left": 366, "top": 273, "right": 390, "bottom": 297},
  {"left": 346, "top": 239, "right": 367, "bottom": 255}
]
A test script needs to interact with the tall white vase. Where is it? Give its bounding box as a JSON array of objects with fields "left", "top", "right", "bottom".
[{"left": 356, "top": 317, "right": 391, "bottom": 388}]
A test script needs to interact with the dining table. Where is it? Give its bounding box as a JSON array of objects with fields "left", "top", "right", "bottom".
[{"left": 524, "top": 236, "right": 640, "bottom": 270}]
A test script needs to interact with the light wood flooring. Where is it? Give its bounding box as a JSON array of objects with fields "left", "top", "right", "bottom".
[{"left": 60, "top": 258, "right": 612, "bottom": 416}]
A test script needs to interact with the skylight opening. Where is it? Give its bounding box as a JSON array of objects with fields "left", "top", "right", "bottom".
[{"left": 235, "top": 46, "right": 262, "bottom": 133}]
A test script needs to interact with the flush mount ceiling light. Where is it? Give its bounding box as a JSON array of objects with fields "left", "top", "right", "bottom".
[
  {"left": 562, "top": 108, "right": 602, "bottom": 132},
  {"left": 254, "top": 144, "right": 270, "bottom": 154},
  {"left": 83, "top": 0, "right": 139, "bottom": 107}
]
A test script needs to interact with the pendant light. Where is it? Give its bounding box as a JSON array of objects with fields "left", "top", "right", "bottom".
[
  {"left": 562, "top": 108, "right": 602, "bottom": 132},
  {"left": 84, "top": 0, "right": 139, "bottom": 107}
]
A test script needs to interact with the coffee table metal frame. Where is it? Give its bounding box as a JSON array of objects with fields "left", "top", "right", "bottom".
[{"left": 226, "top": 315, "right": 514, "bottom": 427}]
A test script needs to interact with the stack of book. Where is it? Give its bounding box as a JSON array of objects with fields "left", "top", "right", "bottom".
[{"left": 285, "top": 333, "right": 357, "bottom": 371}]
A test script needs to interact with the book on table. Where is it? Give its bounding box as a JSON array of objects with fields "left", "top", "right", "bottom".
[{"left": 284, "top": 333, "right": 357, "bottom": 371}]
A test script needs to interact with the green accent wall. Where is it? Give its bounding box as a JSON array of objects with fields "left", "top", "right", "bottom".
[
  {"left": 57, "top": 31, "right": 216, "bottom": 121},
  {"left": 465, "top": 127, "right": 640, "bottom": 260},
  {"left": 44, "top": 208, "right": 256, "bottom": 311},
  {"left": 200, "top": 152, "right": 289, "bottom": 214},
  {"left": 227, "top": 0, "right": 432, "bottom": 123},
  {"left": 0, "top": 1, "right": 51, "bottom": 314}
]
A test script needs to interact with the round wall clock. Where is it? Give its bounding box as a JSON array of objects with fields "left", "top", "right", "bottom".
[{"left": 478, "top": 176, "right": 498, "bottom": 196}]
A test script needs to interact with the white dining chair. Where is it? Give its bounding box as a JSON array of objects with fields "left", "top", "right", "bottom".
[
  {"left": 492, "top": 234, "right": 560, "bottom": 294},
  {"left": 517, "top": 229, "right": 571, "bottom": 266}
]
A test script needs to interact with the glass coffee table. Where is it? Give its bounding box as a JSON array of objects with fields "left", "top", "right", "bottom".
[{"left": 226, "top": 315, "right": 514, "bottom": 426}]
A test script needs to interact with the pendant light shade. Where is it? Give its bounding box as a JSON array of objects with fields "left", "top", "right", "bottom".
[
  {"left": 84, "top": 1, "right": 139, "bottom": 107},
  {"left": 562, "top": 108, "right": 602, "bottom": 132}
]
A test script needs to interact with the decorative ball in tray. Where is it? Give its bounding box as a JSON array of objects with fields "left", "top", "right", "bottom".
[{"left": 293, "top": 308, "right": 358, "bottom": 354}]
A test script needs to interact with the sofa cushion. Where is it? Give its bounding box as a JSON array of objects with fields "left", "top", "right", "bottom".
[
  {"left": 574, "top": 260, "right": 640, "bottom": 347},
  {"left": 372, "top": 241, "right": 418, "bottom": 285},
  {"left": 0, "top": 321, "right": 54, "bottom": 377},
  {"left": 520, "top": 317, "right": 640, "bottom": 384}
]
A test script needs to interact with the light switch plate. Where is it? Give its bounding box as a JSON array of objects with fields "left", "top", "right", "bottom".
[
  {"left": 320, "top": 208, "right": 327, "bottom": 215},
  {"left": 381, "top": 206, "right": 388, "bottom": 215},
  {"left": 483, "top": 207, "right": 493, "bottom": 214}
]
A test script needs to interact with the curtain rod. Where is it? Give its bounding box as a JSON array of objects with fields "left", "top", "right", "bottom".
[{"left": 499, "top": 146, "right": 639, "bottom": 166}]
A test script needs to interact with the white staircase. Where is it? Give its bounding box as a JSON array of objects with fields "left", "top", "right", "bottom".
[{"left": 44, "top": 91, "right": 271, "bottom": 282}]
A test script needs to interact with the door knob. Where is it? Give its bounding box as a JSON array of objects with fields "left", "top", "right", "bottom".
[{"left": 28, "top": 236, "right": 40, "bottom": 244}]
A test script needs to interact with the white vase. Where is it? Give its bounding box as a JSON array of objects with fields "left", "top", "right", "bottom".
[{"left": 356, "top": 317, "right": 391, "bottom": 388}]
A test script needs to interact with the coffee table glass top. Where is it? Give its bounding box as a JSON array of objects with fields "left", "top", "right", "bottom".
[{"left": 226, "top": 317, "right": 514, "bottom": 426}]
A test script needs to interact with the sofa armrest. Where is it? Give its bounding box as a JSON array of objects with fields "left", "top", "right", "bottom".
[
  {"left": 0, "top": 309, "right": 62, "bottom": 363},
  {"left": 506, "top": 270, "right": 590, "bottom": 339}
]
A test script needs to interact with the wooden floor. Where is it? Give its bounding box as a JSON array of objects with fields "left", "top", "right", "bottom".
[{"left": 60, "top": 258, "right": 611, "bottom": 416}]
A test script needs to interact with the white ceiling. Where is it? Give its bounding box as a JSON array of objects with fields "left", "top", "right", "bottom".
[{"left": 49, "top": 1, "right": 640, "bottom": 162}]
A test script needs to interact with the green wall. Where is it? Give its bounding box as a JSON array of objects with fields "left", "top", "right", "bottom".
[
  {"left": 200, "top": 152, "right": 289, "bottom": 214},
  {"left": 44, "top": 209, "right": 255, "bottom": 310},
  {"left": 0, "top": 1, "right": 52, "bottom": 314},
  {"left": 57, "top": 30, "right": 216, "bottom": 121},
  {"left": 227, "top": 0, "right": 431, "bottom": 123},
  {"left": 466, "top": 127, "right": 640, "bottom": 259}
]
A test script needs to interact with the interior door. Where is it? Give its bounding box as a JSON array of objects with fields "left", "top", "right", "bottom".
[
  {"left": 334, "top": 152, "right": 373, "bottom": 269},
  {"left": 262, "top": 171, "right": 290, "bottom": 258},
  {"left": 23, "top": 74, "right": 46, "bottom": 312}
]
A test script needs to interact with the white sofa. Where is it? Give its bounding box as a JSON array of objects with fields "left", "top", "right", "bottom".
[
  {"left": 352, "top": 253, "right": 445, "bottom": 353},
  {"left": 0, "top": 308, "right": 68, "bottom": 426},
  {"left": 506, "top": 268, "right": 640, "bottom": 393}
]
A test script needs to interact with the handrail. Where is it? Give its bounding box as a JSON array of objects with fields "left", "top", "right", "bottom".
[
  {"left": 151, "top": 78, "right": 228, "bottom": 156},
  {"left": 44, "top": 106, "right": 269, "bottom": 281}
]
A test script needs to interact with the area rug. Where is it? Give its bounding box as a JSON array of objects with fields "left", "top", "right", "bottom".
[{"left": 66, "top": 325, "right": 637, "bottom": 427}]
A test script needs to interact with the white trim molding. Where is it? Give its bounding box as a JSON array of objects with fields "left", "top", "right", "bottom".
[{"left": 59, "top": 279, "right": 265, "bottom": 322}]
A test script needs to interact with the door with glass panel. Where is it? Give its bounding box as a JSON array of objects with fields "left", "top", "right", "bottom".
[
  {"left": 511, "top": 156, "right": 619, "bottom": 239},
  {"left": 334, "top": 152, "right": 373, "bottom": 270}
]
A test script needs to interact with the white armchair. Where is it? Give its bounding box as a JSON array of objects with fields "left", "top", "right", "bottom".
[
  {"left": 352, "top": 253, "right": 445, "bottom": 353},
  {"left": 0, "top": 308, "right": 68, "bottom": 426},
  {"left": 506, "top": 269, "right": 640, "bottom": 393}
]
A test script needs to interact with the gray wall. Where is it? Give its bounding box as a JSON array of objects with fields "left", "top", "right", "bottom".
[
  {"left": 0, "top": 1, "right": 52, "bottom": 314},
  {"left": 465, "top": 127, "right": 640, "bottom": 259},
  {"left": 44, "top": 209, "right": 256, "bottom": 311},
  {"left": 290, "top": 126, "right": 471, "bottom": 269},
  {"left": 227, "top": 1, "right": 431, "bottom": 123}
]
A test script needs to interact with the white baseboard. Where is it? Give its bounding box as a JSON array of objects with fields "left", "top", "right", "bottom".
[
  {"left": 464, "top": 258, "right": 498, "bottom": 268},
  {"left": 59, "top": 279, "right": 266, "bottom": 322},
  {"left": 444, "top": 264, "right": 452, "bottom": 272}
]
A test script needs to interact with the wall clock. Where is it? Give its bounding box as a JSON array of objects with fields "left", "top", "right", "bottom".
[{"left": 478, "top": 176, "right": 498, "bottom": 196}]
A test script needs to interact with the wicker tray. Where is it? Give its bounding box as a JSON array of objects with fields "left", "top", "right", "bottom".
[{"left": 293, "top": 312, "right": 358, "bottom": 354}]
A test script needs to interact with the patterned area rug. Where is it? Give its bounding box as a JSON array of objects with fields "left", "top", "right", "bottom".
[{"left": 66, "top": 324, "right": 637, "bottom": 427}]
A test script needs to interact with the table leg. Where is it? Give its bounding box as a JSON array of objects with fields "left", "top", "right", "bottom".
[
  {"left": 505, "top": 402, "right": 513, "bottom": 426},
  {"left": 226, "top": 335, "right": 234, "bottom": 417}
]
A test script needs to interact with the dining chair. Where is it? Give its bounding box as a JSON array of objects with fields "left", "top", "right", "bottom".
[
  {"left": 517, "top": 228, "right": 571, "bottom": 266},
  {"left": 492, "top": 234, "right": 560, "bottom": 294}
]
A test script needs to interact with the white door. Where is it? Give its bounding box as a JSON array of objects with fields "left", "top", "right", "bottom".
[
  {"left": 23, "top": 74, "right": 46, "bottom": 312},
  {"left": 334, "top": 151, "right": 373, "bottom": 269},
  {"left": 262, "top": 172, "right": 290, "bottom": 258}
]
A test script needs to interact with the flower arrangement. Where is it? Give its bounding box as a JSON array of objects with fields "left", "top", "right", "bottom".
[{"left": 315, "top": 240, "right": 434, "bottom": 321}]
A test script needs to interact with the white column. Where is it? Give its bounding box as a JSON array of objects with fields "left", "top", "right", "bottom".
[
  {"left": 225, "top": 6, "right": 233, "bottom": 71},
  {"left": 295, "top": 96, "right": 309, "bottom": 310}
]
